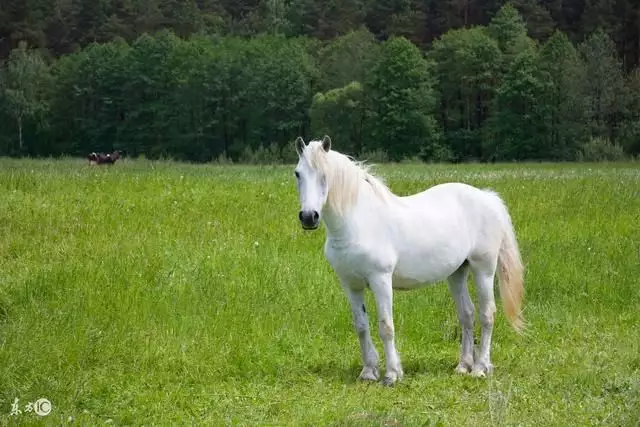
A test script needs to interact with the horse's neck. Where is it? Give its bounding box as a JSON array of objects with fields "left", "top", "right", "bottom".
[
  {"left": 322, "top": 182, "right": 393, "bottom": 241},
  {"left": 322, "top": 208, "right": 350, "bottom": 240}
]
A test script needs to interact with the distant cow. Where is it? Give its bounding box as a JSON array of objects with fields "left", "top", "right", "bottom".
[{"left": 88, "top": 150, "right": 122, "bottom": 165}]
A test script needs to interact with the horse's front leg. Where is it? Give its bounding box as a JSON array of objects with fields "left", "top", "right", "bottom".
[
  {"left": 369, "top": 273, "right": 403, "bottom": 386},
  {"left": 341, "top": 281, "right": 379, "bottom": 381}
]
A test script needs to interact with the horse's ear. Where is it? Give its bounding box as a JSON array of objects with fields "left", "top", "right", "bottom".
[
  {"left": 321, "top": 135, "right": 331, "bottom": 152},
  {"left": 295, "top": 136, "right": 305, "bottom": 156}
]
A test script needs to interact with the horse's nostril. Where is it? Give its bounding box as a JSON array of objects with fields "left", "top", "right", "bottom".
[
  {"left": 313, "top": 211, "right": 319, "bottom": 222},
  {"left": 299, "top": 211, "right": 304, "bottom": 221}
]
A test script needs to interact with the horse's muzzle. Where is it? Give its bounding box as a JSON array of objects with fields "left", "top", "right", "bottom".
[{"left": 299, "top": 210, "right": 319, "bottom": 230}]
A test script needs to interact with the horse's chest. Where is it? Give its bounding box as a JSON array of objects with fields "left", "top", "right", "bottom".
[{"left": 324, "top": 240, "right": 393, "bottom": 279}]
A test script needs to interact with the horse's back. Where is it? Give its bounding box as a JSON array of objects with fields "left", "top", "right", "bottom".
[
  {"left": 402, "top": 182, "right": 504, "bottom": 221},
  {"left": 401, "top": 182, "right": 483, "bottom": 202},
  {"left": 415, "top": 182, "right": 508, "bottom": 263},
  {"left": 388, "top": 182, "right": 506, "bottom": 285}
]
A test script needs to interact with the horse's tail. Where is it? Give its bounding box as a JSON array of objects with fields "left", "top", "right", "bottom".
[{"left": 490, "top": 192, "right": 525, "bottom": 334}]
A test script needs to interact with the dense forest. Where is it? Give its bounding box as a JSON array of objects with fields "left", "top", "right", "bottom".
[{"left": 0, "top": 0, "right": 639, "bottom": 162}]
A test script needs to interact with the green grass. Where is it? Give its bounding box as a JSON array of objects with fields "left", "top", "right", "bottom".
[{"left": 0, "top": 158, "right": 639, "bottom": 426}]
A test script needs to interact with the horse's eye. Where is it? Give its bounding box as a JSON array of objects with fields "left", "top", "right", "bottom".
[{"left": 294, "top": 171, "right": 300, "bottom": 179}]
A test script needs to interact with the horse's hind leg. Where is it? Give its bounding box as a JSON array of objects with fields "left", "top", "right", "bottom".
[
  {"left": 447, "top": 262, "right": 474, "bottom": 374},
  {"left": 469, "top": 260, "right": 497, "bottom": 377}
]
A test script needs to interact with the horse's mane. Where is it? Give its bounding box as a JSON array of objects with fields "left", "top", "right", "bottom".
[{"left": 303, "top": 140, "right": 394, "bottom": 215}]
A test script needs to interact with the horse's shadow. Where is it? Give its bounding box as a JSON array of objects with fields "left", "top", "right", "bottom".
[{"left": 308, "top": 356, "right": 455, "bottom": 384}]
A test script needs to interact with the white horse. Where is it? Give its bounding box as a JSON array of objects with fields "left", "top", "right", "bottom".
[{"left": 293, "top": 135, "right": 525, "bottom": 386}]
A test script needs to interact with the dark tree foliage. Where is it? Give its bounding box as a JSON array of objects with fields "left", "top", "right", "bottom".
[
  {"left": 365, "top": 37, "right": 440, "bottom": 161},
  {"left": 0, "top": 1, "right": 639, "bottom": 161},
  {"left": 430, "top": 26, "right": 502, "bottom": 160},
  {"left": 1, "top": 0, "right": 638, "bottom": 67},
  {"left": 537, "top": 30, "right": 587, "bottom": 159}
]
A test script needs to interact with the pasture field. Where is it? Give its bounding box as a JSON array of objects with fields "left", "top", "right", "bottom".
[{"left": 0, "top": 158, "right": 639, "bottom": 426}]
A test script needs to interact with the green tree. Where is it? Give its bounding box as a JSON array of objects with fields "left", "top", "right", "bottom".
[
  {"left": 143, "top": 34, "right": 210, "bottom": 160},
  {"left": 431, "top": 27, "right": 502, "bottom": 160},
  {"left": 510, "top": 0, "right": 556, "bottom": 42},
  {"left": 43, "top": 0, "right": 76, "bottom": 55},
  {"left": 159, "top": 0, "right": 204, "bottom": 37},
  {"left": 121, "top": 31, "right": 183, "bottom": 158},
  {"left": 234, "top": 0, "right": 292, "bottom": 36},
  {"left": 488, "top": 2, "right": 532, "bottom": 55},
  {"left": 99, "top": 4, "right": 136, "bottom": 43},
  {"left": 196, "top": 0, "right": 230, "bottom": 35},
  {"left": 485, "top": 48, "right": 546, "bottom": 160},
  {"left": 72, "top": 0, "right": 110, "bottom": 45},
  {"left": 538, "top": 30, "right": 586, "bottom": 159},
  {"left": 134, "top": 0, "right": 167, "bottom": 35},
  {"left": 581, "top": 0, "right": 619, "bottom": 40},
  {"left": 310, "top": 81, "right": 366, "bottom": 155},
  {"left": 367, "top": 37, "right": 440, "bottom": 161},
  {"left": 49, "top": 38, "right": 130, "bottom": 155},
  {"left": 287, "top": 0, "right": 365, "bottom": 39},
  {"left": 579, "top": 29, "right": 626, "bottom": 141},
  {"left": 487, "top": 1, "right": 537, "bottom": 83},
  {"left": 1, "top": 42, "right": 50, "bottom": 154},
  {"left": 220, "top": 0, "right": 260, "bottom": 21},
  {"left": 238, "top": 35, "right": 315, "bottom": 156},
  {"left": 0, "top": 0, "right": 51, "bottom": 55},
  {"left": 619, "top": 67, "right": 640, "bottom": 156},
  {"left": 387, "top": 0, "right": 428, "bottom": 48},
  {"left": 364, "top": 0, "right": 396, "bottom": 39},
  {"left": 315, "top": 28, "right": 379, "bottom": 91}
]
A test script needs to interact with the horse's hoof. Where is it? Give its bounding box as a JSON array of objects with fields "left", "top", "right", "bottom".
[
  {"left": 381, "top": 375, "right": 397, "bottom": 386},
  {"left": 471, "top": 362, "right": 494, "bottom": 378},
  {"left": 470, "top": 369, "right": 486, "bottom": 378},
  {"left": 455, "top": 363, "right": 471, "bottom": 375},
  {"left": 381, "top": 369, "right": 402, "bottom": 386},
  {"left": 358, "top": 367, "right": 379, "bottom": 382}
]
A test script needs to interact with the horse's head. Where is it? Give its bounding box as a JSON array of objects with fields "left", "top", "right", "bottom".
[{"left": 294, "top": 135, "right": 332, "bottom": 230}]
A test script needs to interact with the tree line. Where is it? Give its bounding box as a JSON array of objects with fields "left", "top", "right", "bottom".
[
  {"left": 1, "top": 4, "right": 639, "bottom": 162},
  {"left": 2, "top": 0, "right": 639, "bottom": 70}
]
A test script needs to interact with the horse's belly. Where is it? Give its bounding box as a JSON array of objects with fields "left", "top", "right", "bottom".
[
  {"left": 391, "top": 267, "right": 448, "bottom": 289},
  {"left": 392, "top": 251, "right": 465, "bottom": 289},
  {"left": 391, "top": 274, "right": 435, "bottom": 289}
]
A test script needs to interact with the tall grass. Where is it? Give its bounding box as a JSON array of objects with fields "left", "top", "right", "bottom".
[{"left": 0, "top": 158, "right": 638, "bottom": 425}]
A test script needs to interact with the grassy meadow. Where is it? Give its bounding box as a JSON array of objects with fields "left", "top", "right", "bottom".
[{"left": 0, "top": 158, "right": 639, "bottom": 426}]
